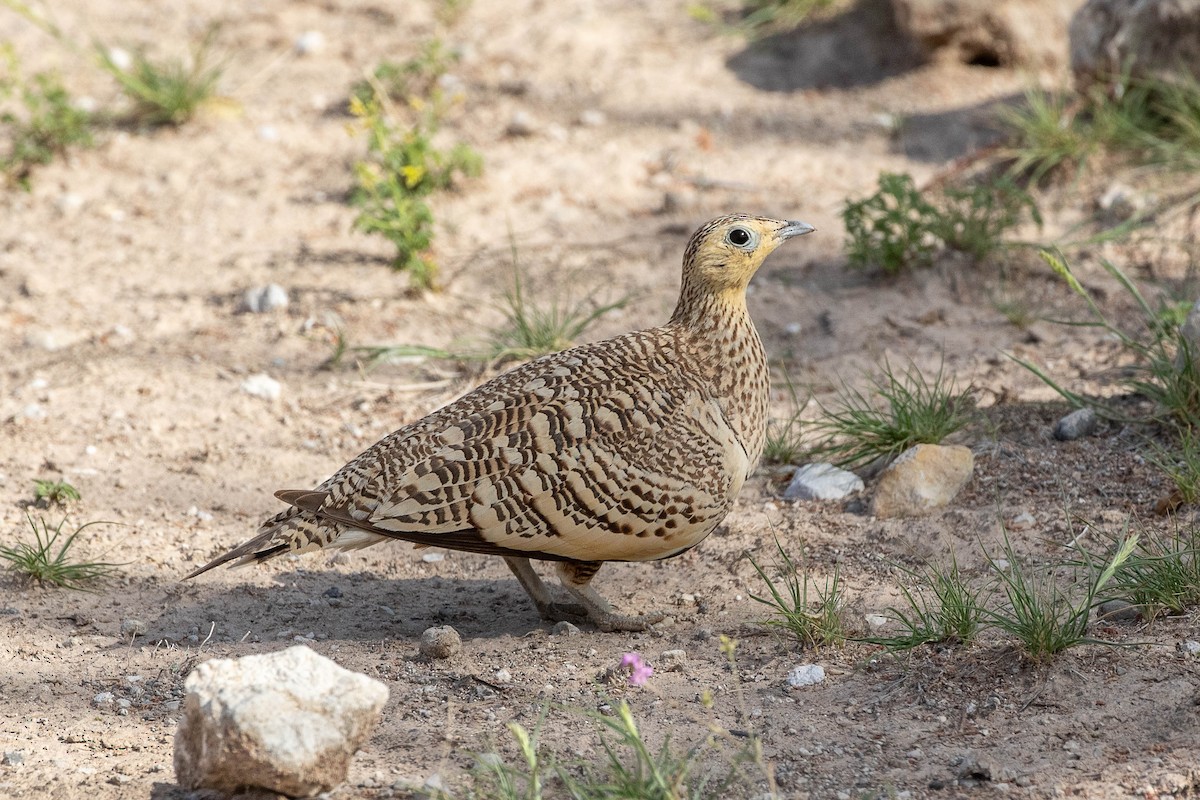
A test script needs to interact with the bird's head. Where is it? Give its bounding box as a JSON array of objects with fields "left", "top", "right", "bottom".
[
  {"left": 680, "top": 214, "right": 814, "bottom": 299},
  {"left": 676, "top": 215, "right": 816, "bottom": 321}
]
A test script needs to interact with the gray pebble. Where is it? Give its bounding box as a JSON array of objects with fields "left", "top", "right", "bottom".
[
  {"left": 1096, "top": 599, "right": 1140, "bottom": 622},
  {"left": 1053, "top": 407, "right": 1098, "bottom": 441},
  {"left": 120, "top": 618, "right": 147, "bottom": 637},
  {"left": 242, "top": 284, "right": 289, "bottom": 313},
  {"left": 1178, "top": 640, "right": 1200, "bottom": 655},
  {"left": 506, "top": 111, "right": 537, "bottom": 137},
  {"left": 2, "top": 751, "right": 23, "bottom": 766},
  {"left": 418, "top": 625, "right": 462, "bottom": 659},
  {"left": 551, "top": 621, "right": 580, "bottom": 636}
]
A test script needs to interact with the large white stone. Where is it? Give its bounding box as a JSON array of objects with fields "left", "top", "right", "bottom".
[
  {"left": 173, "top": 645, "right": 389, "bottom": 796},
  {"left": 783, "top": 462, "right": 865, "bottom": 501}
]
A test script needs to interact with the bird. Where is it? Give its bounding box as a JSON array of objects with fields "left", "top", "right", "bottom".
[{"left": 186, "top": 214, "right": 815, "bottom": 631}]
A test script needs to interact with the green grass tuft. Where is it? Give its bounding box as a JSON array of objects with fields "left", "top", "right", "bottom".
[
  {"left": 748, "top": 537, "right": 845, "bottom": 648},
  {"left": 806, "top": 358, "right": 974, "bottom": 470},
  {"left": 33, "top": 478, "right": 80, "bottom": 506},
  {"left": 98, "top": 29, "right": 222, "bottom": 126},
  {"left": 864, "top": 555, "right": 983, "bottom": 652},
  {"left": 0, "top": 515, "right": 122, "bottom": 589}
]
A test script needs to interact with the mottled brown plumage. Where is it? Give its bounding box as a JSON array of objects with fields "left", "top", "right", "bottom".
[{"left": 186, "top": 214, "right": 814, "bottom": 630}]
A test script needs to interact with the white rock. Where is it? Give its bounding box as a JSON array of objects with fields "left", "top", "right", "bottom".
[
  {"left": 577, "top": 109, "right": 606, "bottom": 127},
  {"left": 658, "top": 649, "right": 687, "bottom": 672},
  {"left": 786, "top": 664, "right": 825, "bottom": 688},
  {"left": 1178, "top": 640, "right": 1200, "bottom": 656},
  {"left": 242, "top": 284, "right": 289, "bottom": 313},
  {"left": 865, "top": 613, "right": 890, "bottom": 629},
  {"left": 257, "top": 125, "right": 280, "bottom": 142},
  {"left": 294, "top": 31, "right": 326, "bottom": 56},
  {"left": 173, "top": 645, "right": 388, "bottom": 796},
  {"left": 240, "top": 373, "right": 282, "bottom": 401},
  {"left": 106, "top": 47, "right": 133, "bottom": 71},
  {"left": 421, "top": 552, "right": 444, "bottom": 563},
  {"left": 783, "top": 463, "right": 864, "bottom": 500},
  {"left": 493, "top": 668, "right": 512, "bottom": 684},
  {"left": 18, "top": 403, "right": 47, "bottom": 421}
]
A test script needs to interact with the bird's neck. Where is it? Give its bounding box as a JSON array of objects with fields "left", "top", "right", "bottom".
[{"left": 670, "top": 289, "right": 770, "bottom": 464}]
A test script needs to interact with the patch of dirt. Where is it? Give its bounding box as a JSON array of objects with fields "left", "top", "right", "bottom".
[{"left": 2, "top": 2, "right": 1200, "bottom": 799}]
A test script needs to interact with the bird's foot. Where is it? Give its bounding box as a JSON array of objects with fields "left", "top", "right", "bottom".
[
  {"left": 593, "top": 609, "right": 666, "bottom": 633},
  {"left": 535, "top": 600, "right": 590, "bottom": 624}
]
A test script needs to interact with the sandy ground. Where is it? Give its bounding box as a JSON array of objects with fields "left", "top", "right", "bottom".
[{"left": 1, "top": 1, "right": 1199, "bottom": 798}]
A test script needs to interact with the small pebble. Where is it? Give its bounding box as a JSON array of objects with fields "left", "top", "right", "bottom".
[
  {"left": 658, "top": 649, "right": 687, "bottom": 672},
  {"left": 294, "top": 31, "right": 326, "bottom": 55},
  {"left": 418, "top": 625, "right": 462, "bottom": 659},
  {"left": 1178, "top": 640, "right": 1200, "bottom": 655},
  {"left": 421, "top": 552, "right": 444, "bottom": 563},
  {"left": 120, "top": 618, "right": 147, "bottom": 637},
  {"left": 506, "top": 110, "right": 537, "bottom": 137},
  {"left": 242, "top": 284, "right": 289, "bottom": 313},
  {"left": 786, "top": 664, "right": 825, "bottom": 688},
  {"left": 1053, "top": 407, "right": 1098, "bottom": 441},
  {"left": 577, "top": 109, "right": 606, "bottom": 127},
  {"left": 323, "top": 586, "right": 343, "bottom": 598},
  {"left": 551, "top": 621, "right": 580, "bottom": 636},
  {"left": 1096, "top": 599, "right": 1140, "bottom": 622},
  {"left": 864, "top": 613, "right": 890, "bottom": 629},
  {"left": 93, "top": 692, "right": 115, "bottom": 707},
  {"left": 2, "top": 751, "right": 23, "bottom": 766},
  {"left": 493, "top": 668, "right": 512, "bottom": 684},
  {"left": 240, "top": 373, "right": 282, "bottom": 401}
]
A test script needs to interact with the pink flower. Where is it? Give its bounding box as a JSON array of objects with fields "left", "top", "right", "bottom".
[{"left": 620, "top": 652, "right": 653, "bottom": 687}]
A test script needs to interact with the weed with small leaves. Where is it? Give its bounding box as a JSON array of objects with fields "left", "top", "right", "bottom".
[
  {"left": 984, "top": 534, "right": 1137, "bottom": 662},
  {"left": 930, "top": 178, "right": 1041, "bottom": 261},
  {"left": 865, "top": 555, "right": 984, "bottom": 652},
  {"left": 33, "top": 478, "right": 80, "bottom": 506},
  {"left": 806, "top": 357, "right": 974, "bottom": 470},
  {"left": 350, "top": 39, "right": 458, "bottom": 107},
  {"left": 349, "top": 83, "right": 481, "bottom": 289},
  {"left": 0, "top": 515, "right": 122, "bottom": 589},
  {"left": 842, "top": 172, "right": 940, "bottom": 274},
  {"left": 748, "top": 537, "right": 845, "bottom": 648},
  {"left": 0, "top": 46, "right": 93, "bottom": 188},
  {"left": 98, "top": 28, "right": 222, "bottom": 126}
]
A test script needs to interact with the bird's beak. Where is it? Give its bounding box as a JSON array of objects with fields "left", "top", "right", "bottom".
[{"left": 778, "top": 220, "right": 816, "bottom": 240}]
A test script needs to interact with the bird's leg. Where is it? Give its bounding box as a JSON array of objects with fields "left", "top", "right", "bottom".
[
  {"left": 556, "top": 561, "right": 666, "bottom": 632},
  {"left": 503, "top": 557, "right": 588, "bottom": 622}
]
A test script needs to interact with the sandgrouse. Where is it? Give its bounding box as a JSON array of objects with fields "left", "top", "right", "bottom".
[{"left": 187, "top": 214, "right": 814, "bottom": 631}]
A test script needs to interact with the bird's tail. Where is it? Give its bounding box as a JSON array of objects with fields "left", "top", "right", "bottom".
[{"left": 182, "top": 505, "right": 385, "bottom": 579}]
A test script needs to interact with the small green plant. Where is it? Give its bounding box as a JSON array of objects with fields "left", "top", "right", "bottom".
[
  {"left": 1146, "top": 427, "right": 1200, "bottom": 507},
  {"left": 0, "top": 47, "right": 93, "bottom": 188},
  {"left": 0, "top": 515, "right": 121, "bottom": 589},
  {"left": 1015, "top": 250, "right": 1200, "bottom": 428},
  {"left": 748, "top": 537, "right": 845, "bottom": 648},
  {"left": 984, "top": 535, "right": 1137, "bottom": 663},
  {"left": 98, "top": 29, "right": 222, "bottom": 126},
  {"left": 806, "top": 358, "right": 974, "bottom": 470},
  {"left": 865, "top": 555, "right": 984, "bottom": 652},
  {"left": 349, "top": 79, "right": 481, "bottom": 289},
  {"left": 1100, "top": 525, "right": 1200, "bottom": 619},
  {"left": 842, "top": 172, "right": 939, "bottom": 274},
  {"left": 33, "top": 478, "right": 80, "bottom": 506},
  {"left": 930, "top": 178, "right": 1041, "bottom": 261},
  {"left": 762, "top": 376, "right": 808, "bottom": 465},
  {"left": 843, "top": 172, "right": 1039, "bottom": 272},
  {"left": 474, "top": 717, "right": 548, "bottom": 800},
  {"left": 350, "top": 39, "right": 458, "bottom": 107}
]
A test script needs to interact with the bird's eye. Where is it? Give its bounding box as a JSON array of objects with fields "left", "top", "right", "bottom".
[{"left": 727, "top": 227, "right": 753, "bottom": 248}]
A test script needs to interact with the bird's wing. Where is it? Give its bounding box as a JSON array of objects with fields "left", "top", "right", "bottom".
[{"left": 297, "top": 330, "right": 748, "bottom": 562}]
